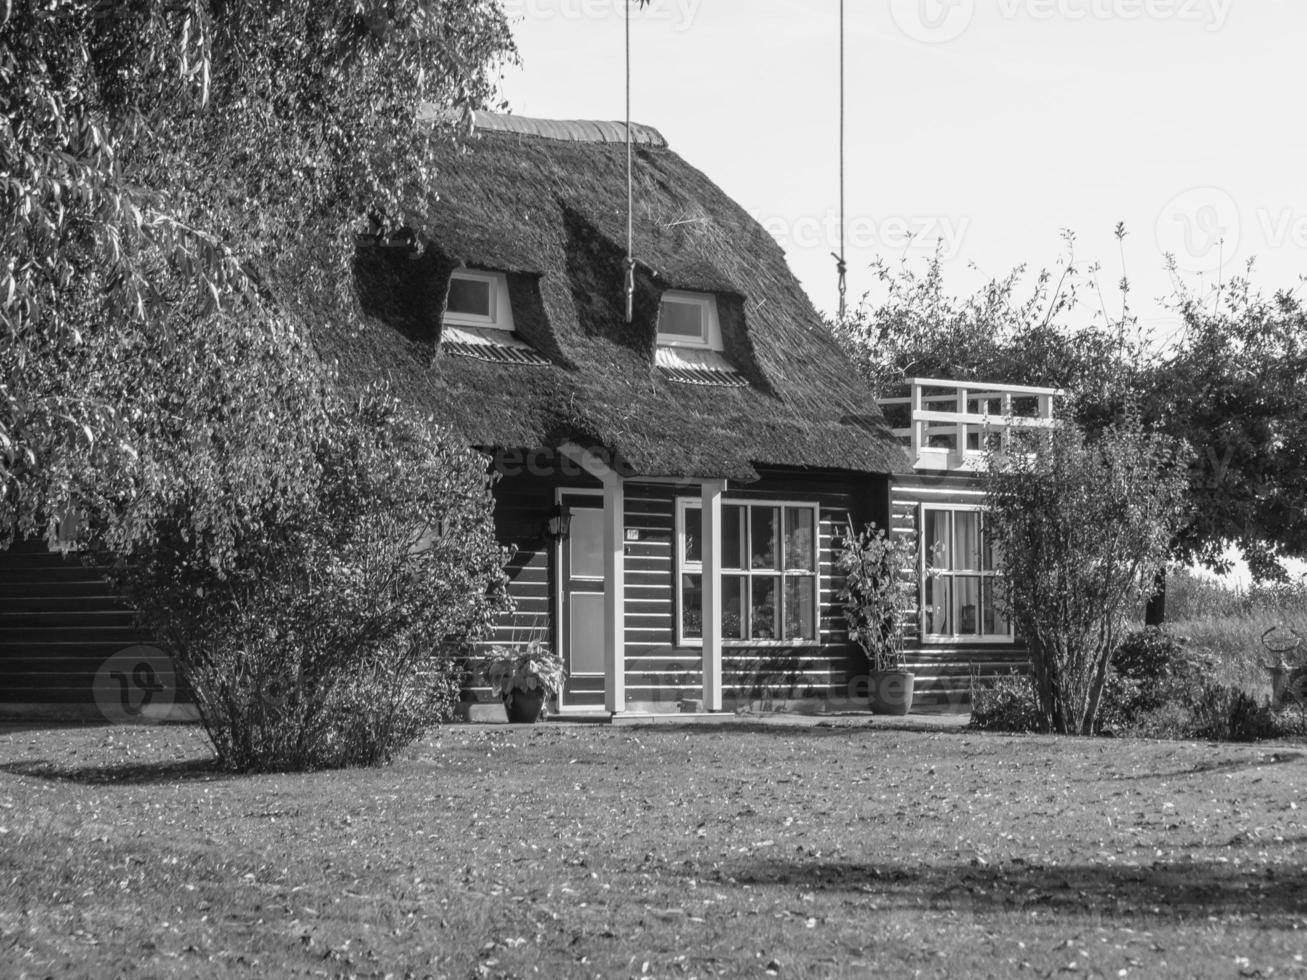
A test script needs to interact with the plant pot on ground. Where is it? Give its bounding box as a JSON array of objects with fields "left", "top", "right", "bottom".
[
  {"left": 837, "top": 519, "right": 921, "bottom": 716},
  {"left": 484, "top": 640, "right": 566, "bottom": 724},
  {"left": 870, "top": 669, "right": 916, "bottom": 715}
]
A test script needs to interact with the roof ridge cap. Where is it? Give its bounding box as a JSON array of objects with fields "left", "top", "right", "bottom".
[{"left": 420, "top": 106, "right": 667, "bottom": 148}]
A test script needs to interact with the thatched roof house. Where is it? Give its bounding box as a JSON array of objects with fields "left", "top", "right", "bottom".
[
  {"left": 0, "top": 113, "right": 1010, "bottom": 723},
  {"left": 322, "top": 111, "right": 905, "bottom": 482},
  {"left": 315, "top": 111, "right": 913, "bottom": 718}
]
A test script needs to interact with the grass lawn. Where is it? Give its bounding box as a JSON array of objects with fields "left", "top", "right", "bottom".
[{"left": 2, "top": 722, "right": 1306, "bottom": 979}]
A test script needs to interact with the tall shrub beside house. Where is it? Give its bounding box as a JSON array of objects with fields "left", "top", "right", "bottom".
[
  {"left": 115, "top": 391, "right": 511, "bottom": 772},
  {"left": 982, "top": 420, "right": 1189, "bottom": 735}
]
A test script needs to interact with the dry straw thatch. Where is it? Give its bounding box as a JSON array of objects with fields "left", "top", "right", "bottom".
[{"left": 317, "top": 112, "right": 907, "bottom": 482}]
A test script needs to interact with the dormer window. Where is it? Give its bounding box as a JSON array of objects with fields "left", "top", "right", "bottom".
[
  {"left": 657, "top": 291, "right": 722, "bottom": 351},
  {"left": 444, "top": 270, "right": 514, "bottom": 331}
]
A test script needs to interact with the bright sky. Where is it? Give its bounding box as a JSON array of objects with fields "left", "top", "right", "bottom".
[{"left": 497, "top": 0, "right": 1307, "bottom": 336}]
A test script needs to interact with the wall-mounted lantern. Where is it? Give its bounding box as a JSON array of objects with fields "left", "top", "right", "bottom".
[{"left": 545, "top": 504, "right": 572, "bottom": 542}]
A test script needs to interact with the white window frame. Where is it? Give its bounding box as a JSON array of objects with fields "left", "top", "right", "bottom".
[
  {"left": 443, "top": 270, "right": 515, "bottom": 332},
  {"left": 676, "top": 497, "right": 821, "bottom": 648},
  {"left": 919, "top": 503, "right": 1013, "bottom": 645},
  {"left": 657, "top": 290, "right": 723, "bottom": 351}
]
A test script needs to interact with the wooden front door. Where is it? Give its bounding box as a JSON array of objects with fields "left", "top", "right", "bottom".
[{"left": 558, "top": 493, "right": 606, "bottom": 711}]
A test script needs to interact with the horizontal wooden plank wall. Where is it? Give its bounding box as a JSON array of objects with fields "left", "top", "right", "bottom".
[
  {"left": 0, "top": 539, "right": 149, "bottom": 717},
  {"left": 489, "top": 468, "right": 889, "bottom": 713},
  {"left": 719, "top": 470, "right": 880, "bottom": 709},
  {"left": 623, "top": 483, "right": 701, "bottom": 707},
  {"left": 0, "top": 459, "right": 898, "bottom": 719},
  {"left": 615, "top": 470, "right": 884, "bottom": 711},
  {"left": 891, "top": 471, "right": 1029, "bottom": 707}
]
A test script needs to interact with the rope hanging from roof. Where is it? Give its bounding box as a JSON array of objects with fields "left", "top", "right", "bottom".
[
  {"left": 833, "top": 0, "right": 848, "bottom": 321},
  {"left": 624, "top": 0, "right": 636, "bottom": 323}
]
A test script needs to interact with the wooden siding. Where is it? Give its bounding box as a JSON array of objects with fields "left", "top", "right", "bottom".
[
  {"left": 622, "top": 483, "right": 699, "bottom": 704},
  {"left": 0, "top": 459, "right": 897, "bottom": 719},
  {"left": 891, "top": 471, "right": 1028, "bottom": 706},
  {"left": 0, "top": 540, "right": 148, "bottom": 713},
  {"left": 621, "top": 470, "right": 888, "bottom": 709}
]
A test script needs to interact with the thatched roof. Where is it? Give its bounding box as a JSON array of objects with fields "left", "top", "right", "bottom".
[{"left": 317, "top": 111, "right": 908, "bottom": 481}]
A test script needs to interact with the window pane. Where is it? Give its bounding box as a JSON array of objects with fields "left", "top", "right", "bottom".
[
  {"left": 568, "top": 507, "right": 604, "bottom": 580},
  {"left": 722, "top": 575, "right": 745, "bottom": 640},
  {"left": 658, "top": 299, "right": 704, "bottom": 340},
  {"left": 925, "top": 575, "right": 951, "bottom": 634},
  {"left": 784, "top": 576, "right": 817, "bottom": 642},
  {"left": 955, "top": 512, "right": 981, "bottom": 570},
  {"left": 783, "top": 507, "right": 816, "bottom": 572},
  {"left": 751, "top": 507, "right": 780, "bottom": 570},
  {"left": 683, "top": 505, "right": 702, "bottom": 564},
  {"left": 982, "top": 579, "right": 1008, "bottom": 636},
  {"left": 750, "top": 576, "right": 779, "bottom": 640},
  {"left": 956, "top": 576, "right": 981, "bottom": 635},
  {"left": 448, "top": 277, "right": 492, "bottom": 316},
  {"left": 925, "top": 509, "right": 951, "bottom": 570},
  {"left": 681, "top": 574, "right": 702, "bottom": 640},
  {"left": 722, "top": 505, "right": 747, "bottom": 569},
  {"left": 983, "top": 522, "right": 1000, "bottom": 572}
]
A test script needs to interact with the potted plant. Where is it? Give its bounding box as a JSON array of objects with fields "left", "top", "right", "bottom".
[
  {"left": 484, "top": 639, "right": 566, "bottom": 723},
  {"left": 837, "top": 520, "right": 920, "bottom": 715}
]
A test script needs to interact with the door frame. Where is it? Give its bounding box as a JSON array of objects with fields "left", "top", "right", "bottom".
[{"left": 554, "top": 487, "right": 605, "bottom": 713}]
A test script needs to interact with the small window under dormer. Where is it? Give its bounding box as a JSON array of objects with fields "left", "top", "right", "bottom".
[
  {"left": 657, "top": 291, "right": 722, "bottom": 351},
  {"left": 440, "top": 269, "right": 551, "bottom": 366},
  {"left": 444, "top": 270, "right": 515, "bottom": 331},
  {"left": 654, "top": 290, "right": 748, "bottom": 388}
]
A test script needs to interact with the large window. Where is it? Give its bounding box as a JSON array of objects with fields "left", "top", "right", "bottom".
[
  {"left": 921, "top": 505, "right": 1010, "bottom": 641},
  {"left": 677, "top": 499, "right": 819, "bottom": 645},
  {"left": 657, "top": 291, "right": 723, "bottom": 351},
  {"left": 443, "top": 270, "right": 515, "bottom": 331}
]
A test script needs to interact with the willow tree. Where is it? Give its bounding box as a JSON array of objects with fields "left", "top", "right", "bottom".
[
  {"left": 1, "top": 1, "right": 515, "bottom": 558},
  {"left": 983, "top": 420, "right": 1189, "bottom": 735}
]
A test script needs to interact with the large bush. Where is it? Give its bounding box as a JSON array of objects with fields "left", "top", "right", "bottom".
[
  {"left": 984, "top": 419, "right": 1190, "bottom": 735},
  {"left": 116, "top": 391, "right": 511, "bottom": 771}
]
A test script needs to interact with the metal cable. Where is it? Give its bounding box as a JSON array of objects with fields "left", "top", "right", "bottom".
[
  {"left": 834, "top": 0, "right": 848, "bottom": 321},
  {"left": 624, "top": 0, "right": 636, "bottom": 324}
]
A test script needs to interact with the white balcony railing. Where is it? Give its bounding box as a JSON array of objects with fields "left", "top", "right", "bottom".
[{"left": 877, "top": 377, "right": 1060, "bottom": 472}]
